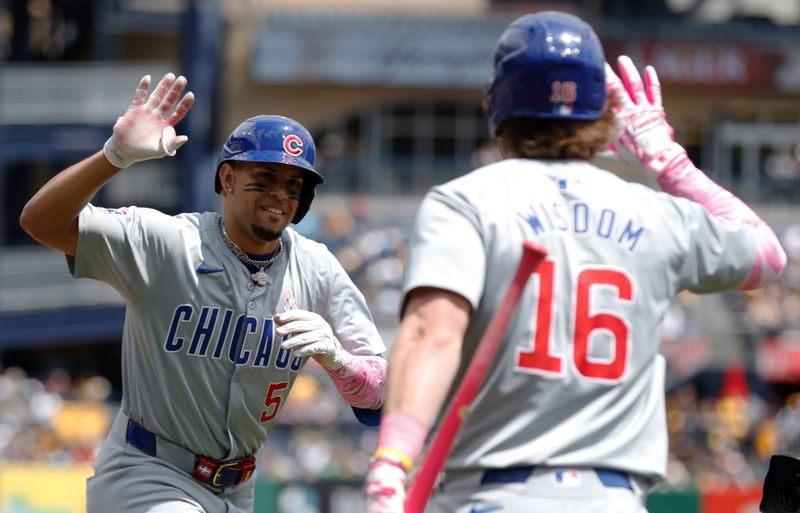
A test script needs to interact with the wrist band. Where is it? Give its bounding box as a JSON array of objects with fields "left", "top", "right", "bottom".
[{"left": 374, "top": 447, "right": 413, "bottom": 471}]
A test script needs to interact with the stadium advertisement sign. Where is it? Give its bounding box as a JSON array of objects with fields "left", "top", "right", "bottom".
[{"left": 0, "top": 463, "right": 92, "bottom": 513}]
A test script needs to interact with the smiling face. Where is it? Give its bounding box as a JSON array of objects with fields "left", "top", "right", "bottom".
[{"left": 219, "top": 161, "right": 305, "bottom": 253}]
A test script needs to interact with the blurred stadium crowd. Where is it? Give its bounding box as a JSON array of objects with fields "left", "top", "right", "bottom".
[{"left": 2, "top": 197, "right": 800, "bottom": 493}]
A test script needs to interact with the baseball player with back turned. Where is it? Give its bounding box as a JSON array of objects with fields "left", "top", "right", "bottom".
[
  {"left": 364, "top": 11, "right": 787, "bottom": 513},
  {"left": 19, "top": 73, "right": 387, "bottom": 512}
]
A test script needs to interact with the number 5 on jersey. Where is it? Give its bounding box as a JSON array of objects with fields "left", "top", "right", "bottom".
[
  {"left": 260, "top": 381, "right": 289, "bottom": 423},
  {"left": 516, "top": 260, "right": 634, "bottom": 382}
]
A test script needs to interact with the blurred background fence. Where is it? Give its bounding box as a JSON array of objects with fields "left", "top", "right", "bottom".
[{"left": 2, "top": 0, "right": 800, "bottom": 512}]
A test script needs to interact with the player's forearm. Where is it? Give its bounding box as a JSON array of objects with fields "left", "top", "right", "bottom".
[
  {"left": 384, "top": 319, "right": 462, "bottom": 428},
  {"left": 658, "top": 159, "right": 787, "bottom": 289},
  {"left": 384, "top": 289, "right": 468, "bottom": 427},
  {"left": 324, "top": 354, "right": 387, "bottom": 409},
  {"left": 19, "top": 150, "right": 121, "bottom": 255},
  {"left": 372, "top": 306, "right": 464, "bottom": 469}
]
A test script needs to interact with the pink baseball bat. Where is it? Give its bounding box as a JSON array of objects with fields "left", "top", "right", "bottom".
[{"left": 404, "top": 240, "right": 549, "bottom": 513}]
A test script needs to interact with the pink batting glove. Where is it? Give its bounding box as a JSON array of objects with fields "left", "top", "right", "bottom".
[
  {"left": 605, "top": 56, "right": 689, "bottom": 176},
  {"left": 365, "top": 457, "right": 408, "bottom": 513},
  {"left": 103, "top": 73, "right": 195, "bottom": 169}
]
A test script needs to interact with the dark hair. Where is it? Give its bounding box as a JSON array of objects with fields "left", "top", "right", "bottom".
[{"left": 497, "top": 102, "right": 616, "bottom": 161}]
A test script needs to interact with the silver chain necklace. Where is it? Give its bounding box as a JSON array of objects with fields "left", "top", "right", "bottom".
[{"left": 220, "top": 219, "right": 282, "bottom": 286}]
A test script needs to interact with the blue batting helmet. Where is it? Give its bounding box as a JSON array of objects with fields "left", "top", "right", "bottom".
[
  {"left": 485, "top": 11, "right": 606, "bottom": 136},
  {"left": 216, "top": 115, "right": 324, "bottom": 224}
]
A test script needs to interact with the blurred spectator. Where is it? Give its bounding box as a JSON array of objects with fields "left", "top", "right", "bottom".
[
  {"left": 0, "top": 367, "right": 112, "bottom": 464},
  {"left": 764, "top": 145, "right": 800, "bottom": 200}
]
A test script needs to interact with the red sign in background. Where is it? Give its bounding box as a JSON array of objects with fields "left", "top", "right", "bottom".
[
  {"left": 757, "top": 337, "right": 800, "bottom": 383},
  {"left": 701, "top": 486, "right": 763, "bottom": 513},
  {"left": 604, "top": 40, "right": 788, "bottom": 90}
]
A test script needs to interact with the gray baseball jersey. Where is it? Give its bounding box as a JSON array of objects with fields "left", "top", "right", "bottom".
[
  {"left": 69, "top": 204, "right": 385, "bottom": 462},
  {"left": 403, "top": 158, "right": 755, "bottom": 483}
]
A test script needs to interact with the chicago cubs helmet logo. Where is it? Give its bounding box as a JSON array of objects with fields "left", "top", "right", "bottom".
[{"left": 283, "top": 134, "right": 303, "bottom": 156}]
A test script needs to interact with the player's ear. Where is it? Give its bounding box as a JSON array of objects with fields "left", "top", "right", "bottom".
[{"left": 219, "top": 162, "right": 236, "bottom": 194}]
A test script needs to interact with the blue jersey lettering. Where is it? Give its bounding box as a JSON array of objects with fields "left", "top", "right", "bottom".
[
  {"left": 161, "top": 310, "right": 302, "bottom": 372},
  {"left": 519, "top": 202, "right": 646, "bottom": 252},
  {"left": 188, "top": 306, "right": 218, "bottom": 356},
  {"left": 212, "top": 309, "right": 234, "bottom": 359},
  {"left": 619, "top": 220, "right": 645, "bottom": 251},
  {"left": 229, "top": 315, "right": 257, "bottom": 365},
  {"left": 164, "top": 305, "right": 192, "bottom": 352},
  {"left": 597, "top": 208, "right": 615, "bottom": 239}
]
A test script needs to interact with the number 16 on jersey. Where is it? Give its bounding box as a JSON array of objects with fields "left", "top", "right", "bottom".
[{"left": 517, "top": 260, "right": 634, "bottom": 382}]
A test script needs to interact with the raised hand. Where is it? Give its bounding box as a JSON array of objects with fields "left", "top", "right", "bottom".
[
  {"left": 103, "top": 73, "right": 195, "bottom": 169},
  {"left": 606, "top": 55, "right": 689, "bottom": 175}
]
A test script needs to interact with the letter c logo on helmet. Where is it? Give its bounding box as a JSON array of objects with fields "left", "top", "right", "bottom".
[{"left": 283, "top": 134, "right": 304, "bottom": 157}]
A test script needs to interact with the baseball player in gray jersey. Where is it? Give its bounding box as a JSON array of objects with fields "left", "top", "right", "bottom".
[
  {"left": 364, "top": 11, "right": 786, "bottom": 513},
  {"left": 19, "top": 73, "right": 387, "bottom": 512}
]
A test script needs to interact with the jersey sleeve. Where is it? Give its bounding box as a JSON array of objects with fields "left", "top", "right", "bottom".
[
  {"left": 351, "top": 406, "right": 381, "bottom": 427},
  {"left": 67, "top": 204, "right": 181, "bottom": 300},
  {"left": 402, "top": 187, "right": 486, "bottom": 309},
  {"left": 668, "top": 195, "right": 756, "bottom": 293}
]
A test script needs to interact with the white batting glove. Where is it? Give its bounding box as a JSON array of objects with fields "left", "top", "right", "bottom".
[
  {"left": 365, "top": 458, "right": 408, "bottom": 513},
  {"left": 605, "top": 55, "right": 690, "bottom": 176},
  {"left": 103, "top": 73, "right": 195, "bottom": 169},
  {"left": 274, "top": 309, "right": 349, "bottom": 370}
]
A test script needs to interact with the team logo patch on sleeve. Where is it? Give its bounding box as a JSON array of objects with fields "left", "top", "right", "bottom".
[
  {"left": 103, "top": 207, "right": 130, "bottom": 216},
  {"left": 554, "top": 469, "right": 582, "bottom": 487}
]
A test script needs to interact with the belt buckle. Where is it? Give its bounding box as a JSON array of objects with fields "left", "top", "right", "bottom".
[
  {"left": 211, "top": 461, "right": 240, "bottom": 488},
  {"left": 238, "top": 458, "right": 256, "bottom": 483}
]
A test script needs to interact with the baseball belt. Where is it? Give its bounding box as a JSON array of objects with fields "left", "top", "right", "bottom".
[
  {"left": 480, "top": 466, "right": 633, "bottom": 490},
  {"left": 119, "top": 411, "right": 256, "bottom": 489}
]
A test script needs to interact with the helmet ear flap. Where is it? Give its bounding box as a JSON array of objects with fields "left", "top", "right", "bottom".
[
  {"left": 214, "top": 161, "right": 230, "bottom": 194},
  {"left": 292, "top": 179, "right": 317, "bottom": 224}
]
